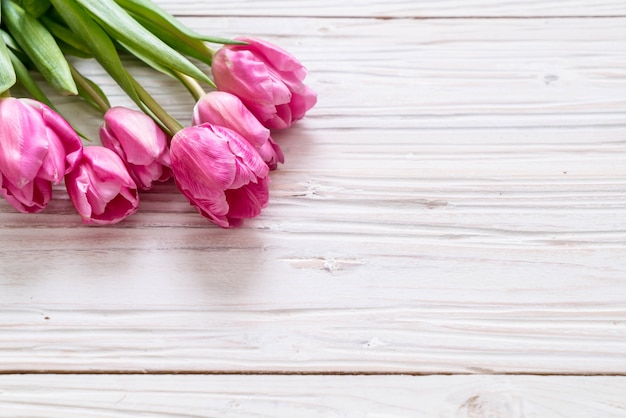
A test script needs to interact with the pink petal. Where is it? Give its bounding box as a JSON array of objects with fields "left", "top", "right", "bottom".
[
  {"left": 236, "top": 37, "right": 307, "bottom": 79},
  {"left": 193, "top": 92, "right": 270, "bottom": 148},
  {"left": 0, "top": 98, "right": 49, "bottom": 187},
  {"left": 224, "top": 176, "right": 270, "bottom": 220}
]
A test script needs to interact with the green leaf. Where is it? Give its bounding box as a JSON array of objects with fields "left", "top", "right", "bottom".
[
  {"left": 72, "top": 0, "right": 213, "bottom": 85},
  {"left": 55, "top": 38, "right": 93, "bottom": 59},
  {"left": 8, "top": 47, "right": 92, "bottom": 141},
  {"left": 0, "top": 29, "right": 32, "bottom": 70},
  {"left": 17, "top": 0, "right": 51, "bottom": 17},
  {"left": 8, "top": 48, "right": 54, "bottom": 107},
  {"left": 131, "top": 12, "right": 213, "bottom": 67},
  {"left": 1, "top": 0, "right": 77, "bottom": 95},
  {"left": 49, "top": 0, "right": 183, "bottom": 136},
  {"left": 48, "top": 0, "right": 140, "bottom": 104},
  {"left": 0, "top": 31, "right": 17, "bottom": 93},
  {"left": 40, "top": 15, "right": 92, "bottom": 57},
  {"left": 114, "top": 0, "right": 245, "bottom": 46}
]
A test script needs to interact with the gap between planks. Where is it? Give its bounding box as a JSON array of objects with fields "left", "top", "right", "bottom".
[
  {"left": 173, "top": 14, "right": 626, "bottom": 20},
  {"left": 1, "top": 371, "right": 625, "bottom": 376}
]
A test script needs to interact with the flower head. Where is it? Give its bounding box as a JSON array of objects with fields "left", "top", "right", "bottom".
[
  {"left": 65, "top": 146, "right": 139, "bottom": 225},
  {"left": 212, "top": 37, "right": 317, "bottom": 129},
  {"left": 170, "top": 123, "right": 270, "bottom": 228},
  {"left": 100, "top": 106, "right": 172, "bottom": 190},
  {"left": 0, "top": 97, "right": 82, "bottom": 213},
  {"left": 193, "top": 91, "right": 284, "bottom": 169}
]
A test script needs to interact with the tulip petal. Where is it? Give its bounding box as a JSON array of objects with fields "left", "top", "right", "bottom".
[
  {"left": 65, "top": 146, "right": 139, "bottom": 225},
  {"left": 0, "top": 98, "right": 49, "bottom": 188},
  {"left": 224, "top": 176, "right": 270, "bottom": 220},
  {"left": 0, "top": 173, "right": 51, "bottom": 213},
  {"left": 236, "top": 37, "right": 307, "bottom": 79}
]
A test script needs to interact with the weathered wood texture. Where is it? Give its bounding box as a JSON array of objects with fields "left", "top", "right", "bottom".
[
  {"left": 2, "top": 13, "right": 625, "bottom": 373},
  {"left": 154, "top": 0, "right": 626, "bottom": 17},
  {"left": 1, "top": 375, "right": 625, "bottom": 418}
]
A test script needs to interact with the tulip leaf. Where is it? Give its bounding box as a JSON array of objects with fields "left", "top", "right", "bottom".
[
  {"left": 47, "top": 0, "right": 141, "bottom": 107},
  {"left": 8, "top": 48, "right": 54, "bottom": 107},
  {"left": 17, "top": 0, "right": 52, "bottom": 17},
  {"left": 0, "top": 33, "right": 17, "bottom": 94},
  {"left": 1, "top": 29, "right": 33, "bottom": 75},
  {"left": 49, "top": 0, "right": 183, "bottom": 136},
  {"left": 71, "top": 0, "right": 213, "bottom": 85},
  {"left": 113, "top": 0, "right": 245, "bottom": 46},
  {"left": 131, "top": 13, "right": 213, "bottom": 67},
  {"left": 1, "top": 0, "right": 77, "bottom": 95},
  {"left": 55, "top": 39, "right": 93, "bottom": 59},
  {"left": 40, "top": 15, "right": 92, "bottom": 58}
]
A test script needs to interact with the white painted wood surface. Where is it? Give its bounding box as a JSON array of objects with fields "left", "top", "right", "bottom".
[
  {"left": 1, "top": 375, "right": 626, "bottom": 417},
  {"left": 1, "top": 0, "right": 625, "bottom": 415},
  {"left": 155, "top": 0, "right": 626, "bottom": 17}
]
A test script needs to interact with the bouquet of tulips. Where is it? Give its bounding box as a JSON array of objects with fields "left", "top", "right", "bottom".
[{"left": 0, "top": 0, "right": 316, "bottom": 227}]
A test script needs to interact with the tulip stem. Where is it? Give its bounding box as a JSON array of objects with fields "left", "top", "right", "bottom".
[
  {"left": 176, "top": 71, "right": 207, "bottom": 102},
  {"left": 131, "top": 77, "right": 184, "bottom": 135},
  {"left": 68, "top": 62, "right": 111, "bottom": 113}
]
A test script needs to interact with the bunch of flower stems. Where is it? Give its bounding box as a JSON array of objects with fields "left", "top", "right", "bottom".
[{"left": 0, "top": 0, "right": 316, "bottom": 227}]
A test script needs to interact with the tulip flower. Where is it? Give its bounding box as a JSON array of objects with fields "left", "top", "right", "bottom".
[
  {"left": 212, "top": 37, "right": 317, "bottom": 129},
  {"left": 193, "top": 91, "right": 284, "bottom": 169},
  {"left": 65, "top": 146, "right": 139, "bottom": 225},
  {"left": 0, "top": 97, "right": 82, "bottom": 213},
  {"left": 170, "top": 123, "right": 270, "bottom": 228},
  {"left": 100, "top": 106, "right": 172, "bottom": 190}
]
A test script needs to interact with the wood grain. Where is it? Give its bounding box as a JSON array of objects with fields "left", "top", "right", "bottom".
[
  {"left": 154, "top": 0, "right": 626, "bottom": 17},
  {"left": 1, "top": 10, "right": 626, "bottom": 374},
  {"left": 0, "top": 375, "right": 625, "bottom": 417},
  {"left": 1, "top": 15, "right": 626, "bottom": 418}
]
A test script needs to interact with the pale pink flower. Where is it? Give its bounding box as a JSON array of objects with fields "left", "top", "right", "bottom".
[
  {"left": 100, "top": 106, "right": 171, "bottom": 190},
  {"left": 212, "top": 37, "right": 317, "bottom": 129},
  {"left": 0, "top": 98, "right": 82, "bottom": 213},
  {"left": 193, "top": 91, "right": 284, "bottom": 169},
  {"left": 170, "top": 123, "right": 270, "bottom": 228},
  {"left": 65, "top": 146, "right": 139, "bottom": 225}
]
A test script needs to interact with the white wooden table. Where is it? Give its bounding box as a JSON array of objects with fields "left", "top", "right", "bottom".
[{"left": 1, "top": 1, "right": 626, "bottom": 416}]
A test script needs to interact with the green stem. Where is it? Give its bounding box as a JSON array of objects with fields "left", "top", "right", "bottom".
[
  {"left": 176, "top": 71, "right": 206, "bottom": 102},
  {"left": 0, "top": 90, "right": 11, "bottom": 98},
  {"left": 131, "top": 77, "right": 184, "bottom": 135},
  {"left": 68, "top": 61, "right": 111, "bottom": 113}
]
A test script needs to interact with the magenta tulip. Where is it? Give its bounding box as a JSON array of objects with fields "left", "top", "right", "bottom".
[
  {"left": 65, "top": 146, "right": 139, "bottom": 225},
  {"left": 100, "top": 106, "right": 171, "bottom": 190},
  {"left": 193, "top": 91, "right": 284, "bottom": 169},
  {"left": 0, "top": 98, "right": 82, "bottom": 213},
  {"left": 170, "top": 123, "right": 270, "bottom": 228},
  {"left": 212, "top": 37, "right": 317, "bottom": 129}
]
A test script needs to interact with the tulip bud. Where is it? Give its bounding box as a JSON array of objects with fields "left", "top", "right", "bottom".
[
  {"left": 193, "top": 91, "right": 284, "bottom": 169},
  {"left": 100, "top": 106, "right": 172, "bottom": 190},
  {"left": 212, "top": 37, "right": 317, "bottom": 129},
  {"left": 0, "top": 97, "right": 82, "bottom": 213},
  {"left": 170, "top": 123, "right": 270, "bottom": 228},
  {"left": 65, "top": 146, "right": 139, "bottom": 225}
]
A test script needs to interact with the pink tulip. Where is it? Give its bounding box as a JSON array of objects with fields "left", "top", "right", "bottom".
[
  {"left": 0, "top": 97, "right": 82, "bottom": 213},
  {"left": 170, "top": 123, "right": 270, "bottom": 228},
  {"left": 212, "top": 37, "right": 317, "bottom": 129},
  {"left": 100, "top": 106, "right": 171, "bottom": 190},
  {"left": 65, "top": 146, "right": 139, "bottom": 225},
  {"left": 193, "top": 91, "right": 284, "bottom": 169}
]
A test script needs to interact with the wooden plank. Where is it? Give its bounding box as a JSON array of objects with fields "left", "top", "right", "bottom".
[
  {"left": 0, "top": 375, "right": 625, "bottom": 417},
  {"left": 153, "top": 0, "right": 626, "bottom": 18},
  {"left": 1, "top": 16, "right": 626, "bottom": 373},
  {"left": 58, "top": 16, "right": 626, "bottom": 138},
  {"left": 0, "top": 207, "right": 625, "bottom": 374}
]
